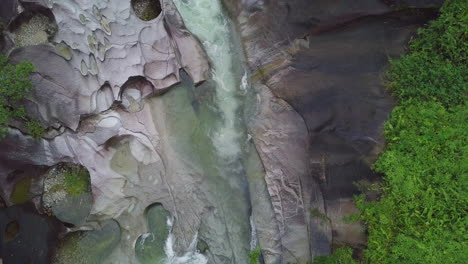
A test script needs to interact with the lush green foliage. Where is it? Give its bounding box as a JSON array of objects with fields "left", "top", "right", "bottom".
[
  {"left": 357, "top": 102, "right": 467, "bottom": 263},
  {"left": 248, "top": 247, "right": 262, "bottom": 264},
  {"left": 64, "top": 166, "right": 91, "bottom": 196},
  {"left": 0, "top": 55, "right": 44, "bottom": 139},
  {"left": 387, "top": 0, "right": 467, "bottom": 106},
  {"left": 312, "top": 248, "right": 357, "bottom": 264},
  {"left": 357, "top": 0, "right": 468, "bottom": 263}
]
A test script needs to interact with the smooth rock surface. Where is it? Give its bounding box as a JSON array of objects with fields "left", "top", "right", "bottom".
[
  {"left": 6, "top": 0, "right": 210, "bottom": 130},
  {"left": 223, "top": 0, "right": 440, "bottom": 262}
]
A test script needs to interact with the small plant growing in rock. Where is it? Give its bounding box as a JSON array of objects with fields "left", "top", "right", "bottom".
[
  {"left": 64, "top": 166, "right": 90, "bottom": 196},
  {"left": 248, "top": 247, "right": 262, "bottom": 264},
  {"left": 25, "top": 119, "right": 45, "bottom": 140}
]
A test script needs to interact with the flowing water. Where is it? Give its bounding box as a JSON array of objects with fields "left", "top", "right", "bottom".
[
  {"left": 173, "top": 0, "right": 246, "bottom": 160},
  {"left": 142, "top": 0, "right": 252, "bottom": 263}
]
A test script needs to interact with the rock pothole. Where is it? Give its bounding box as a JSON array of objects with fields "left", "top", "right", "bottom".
[
  {"left": 9, "top": 6, "right": 57, "bottom": 47},
  {"left": 131, "top": 0, "right": 162, "bottom": 21},
  {"left": 120, "top": 76, "right": 154, "bottom": 113},
  {"left": 135, "top": 203, "right": 171, "bottom": 264}
]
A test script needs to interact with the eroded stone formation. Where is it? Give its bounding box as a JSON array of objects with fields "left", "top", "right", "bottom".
[{"left": 0, "top": 0, "right": 212, "bottom": 263}]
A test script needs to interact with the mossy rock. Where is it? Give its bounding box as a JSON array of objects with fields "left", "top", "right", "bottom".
[
  {"left": 53, "top": 220, "right": 121, "bottom": 264},
  {"left": 13, "top": 14, "right": 57, "bottom": 47},
  {"left": 42, "top": 163, "right": 92, "bottom": 225},
  {"left": 10, "top": 177, "right": 33, "bottom": 205}
]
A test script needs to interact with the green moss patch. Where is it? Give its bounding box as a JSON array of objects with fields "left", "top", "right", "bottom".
[
  {"left": 10, "top": 177, "right": 32, "bottom": 204},
  {"left": 63, "top": 166, "right": 90, "bottom": 197}
]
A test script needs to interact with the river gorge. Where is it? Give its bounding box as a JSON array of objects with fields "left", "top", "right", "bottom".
[{"left": 0, "top": 0, "right": 447, "bottom": 263}]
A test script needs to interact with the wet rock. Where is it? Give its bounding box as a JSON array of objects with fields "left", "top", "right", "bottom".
[
  {"left": 0, "top": 166, "right": 48, "bottom": 209},
  {"left": 197, "top": 239, "right": 209, "bottom": 254},
  {"left": 53, "top": 220, "right": 121, "bottom": 264},
  {"left": 244, "top": 140, "right": 283, "bottom": 264},
  {"left": 0, "top": 203, "right": 63, "bottom": 264},
  {"left": 223, "top": 0, "right": 439, "bottom": 261}
]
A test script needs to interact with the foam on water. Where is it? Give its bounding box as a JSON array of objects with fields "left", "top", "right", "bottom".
[
  {"left": 139, "top": 233, "right": 155, "bottom": 246},
  {"left": 166, "top": 0, "right": 249, "bottom": 262},
  {"left": 164, "top": 218, "right": 207, "bottom": 264},
  {"left": 250, "top": 216, "right": 258, "bottom": 250}
]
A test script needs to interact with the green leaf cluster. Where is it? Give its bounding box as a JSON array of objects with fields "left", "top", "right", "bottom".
[
  {"left": 357, "top": 102, "right": 467, "bottom": 263},
  {"left": 357, "top": 0, "right": 468, "bottom": 263},
  {"left": 0, "top": 55, "right": 44, "bottom": 139}
]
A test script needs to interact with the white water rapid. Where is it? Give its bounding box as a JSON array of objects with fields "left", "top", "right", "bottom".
[
  {"left": 173, "top": 0, "right": 245, "bottom": 159},
  {"left": 162, "top": 0, "right": 251, "bottom": 262}
]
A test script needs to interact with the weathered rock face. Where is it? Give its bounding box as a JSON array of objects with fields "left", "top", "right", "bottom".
[
  {"left": 223, "top": 0, "right": 441, "bottom": 262},
  {"left": 0, "top": 0, "right": 225, "bottom": 263},
  {"left": 3, "top": 0, "right": 210, "bottom": 131}
]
